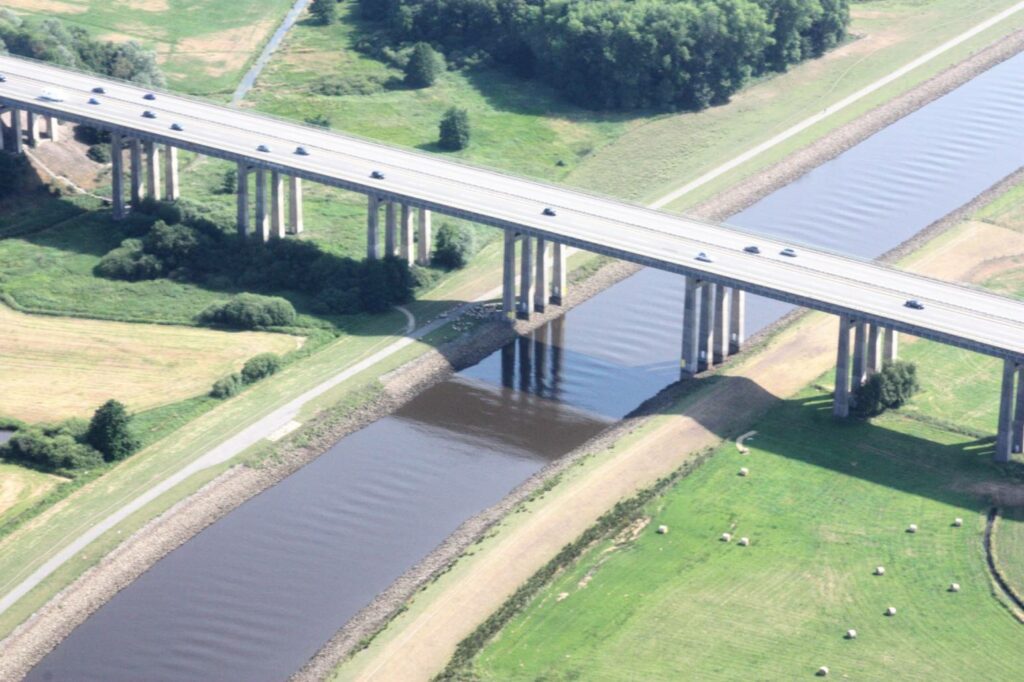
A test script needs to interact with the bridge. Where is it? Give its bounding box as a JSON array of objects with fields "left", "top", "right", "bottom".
[{"left": 2, "top": 54, "right": 1024, "bottom": 460}]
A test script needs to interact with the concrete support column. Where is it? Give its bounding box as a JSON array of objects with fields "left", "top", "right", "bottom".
[
  {"left": 550, "top": 242, "right": 567, "bottom": 305},
  {"left": 384, "top": 201, "right": 397, "bottom": 257},
  {"left": 698, "top": 281, "right": 714, "bottom": 372},
  {"left": 534, "top": 237, "right": 549, "bottom": 313},
  {"left": 0, "top": 112, "right": 6, "bottom": 152},
  {"left": 129, "top": 139, "right": 143, "bottom": 209},
  {"left": 110, "top": 135, "right": 125, "bottom": 220},
  {"left": 866, "top": 323, "right": 882, "bottom": 375},
  {"left": 254, "top": 167, "right": 269, "bottom": 242},
  {"left": 164, "top": 145, "right": 179, "bottom": 201},
  {"left": 681, "top": 277, "right": 700, "bottom": 377},
  {"left": 729, "top": 288, "right": 745, "bottom": 355},
  {"left": 416, "top": 208, "right": 432, "bottom": 266},
  {"left": 502, "top": 229, "right": 516, "bottom": 319},
  {"left": 26, "top": 112, "right": 39, "bottom": 147},
  {"left": 518, "top": 235, "right": 534, "bottom": 319},
  {"left": 270, "top": 171, "right": 285, "bottom": 239},
  {"left": 400, "top": 204, "right": 414, "bottom": 265},
  {"left": 851, "top": 320, "right": 867, "bottom": 388},
  {"left": 145, "top": 141, "right": 161, "bottom": 201},
  {"left": 1014, "top": 366, "right": 1024, "bottom": 454},
  {"left": 47, "top": 115, "right": 59, "bottom": 142},
  {"left": 995, "top": 359, "right": 1017, "bottom": 463},
  {"left": 288, "top": 176, "right": 304, "bottom": 234},
  {"left": 713, "top": 284, "right": 728, "bottom": 364},
  {"left": 833, "top": 316, "right": 852, "bottom": 418},
  {"left": 236, "top": 163, "right": 250, "bottom": 237},
  {"left": 12, "top": 108, "right": 23, "bottom": 154},
  {"left": 883, "top": 328, "right": 898, "bottom": 364},
  {"left": 367, "top": 195, "right": 381, "bottom": 259}
]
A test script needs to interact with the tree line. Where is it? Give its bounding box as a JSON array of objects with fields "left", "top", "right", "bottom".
[
  {"left": 0, "top": 10, "right": 164, "bottom": 87},
  {"left": 358, "top": 0, "right": 849, "bottom": 111}
]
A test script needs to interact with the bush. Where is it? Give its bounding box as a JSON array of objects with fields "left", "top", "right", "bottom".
[
  {"left": 313, "top": 74, "right": 384, "bottom": 96},
  {"left": 1, "top": 427, "right": 103, "bottom": 474},
  {"left": 87, "top": 399, "right": 140, "bottom": 462},
  {"left": 310, "top": 0, "right": 338, "bottom": 25},
  {"left": 210, "top": 373, "right": 244, "bottom": 399},
  {"left": 432, "top": 223, "right": 476, "bottom": 269},
  {"left": 305, "top": 113, "right": 332, "bottom": 128},
  {"left": 404, "top": 42, "right": 443, "bottom": 88},
  {"left": 438, "top": 107, "right": 470, "bottom": 151},
  {"left": 218, "top": 168, "right": 237, "bottom": 194},
  {"left": 75, "top": 125, "right": 111, "bottom": 145},
  {"left": 241, "top": 353, "right": 282, "bottom": 384},
  {"left": 853, "top": 360, "right": 921, "bottom": 417},
  {"left": 86, "top": 143, "right": 110, "bottom": 163},
  {"left": 94, "top": 239, "right": 164, "bottom": 281},
  {"left": 199, "top": 294, "right": 297, "bottom": 329},
  {"left": 143, "top": 221, "right": 200, "bottom": 269}
]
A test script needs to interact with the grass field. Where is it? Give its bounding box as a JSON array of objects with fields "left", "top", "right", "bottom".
[
  {"left": 995, "top": 507, "right": 1024, "bottom": 599},
  {"left": 5, "top": 0, "right": 294, "bottom": 96},
  {"left": 0, "top": 464, "right": 63, "bottom": 529},
  {"left": 472, "top": 389, "right": 1024, "bottom": 680}
]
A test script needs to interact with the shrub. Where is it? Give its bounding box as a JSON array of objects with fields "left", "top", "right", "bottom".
[
  {"left": 305, "top": 113, "right": 332, "bottom": 128},
  {"left": 432, "top": 223, "right": 476, "bottom": 269},
  {"left": 313, "top": 74, "right": 383, "bottom": 96},
  {"left": 155, "top": 201, "right": 184, "bottom": 225},
  {"left": 210, "top": 373, "right": 244, "bottom": 399},
  {"left": 143, "top": 221, "right": 200, "bottom": 269},
  {"left": 75, "top": 125, "right": 111, "bottom": 145},
  {"left": 1, "top": 427, "right": 103, "bottom": 474},
  {"left": 86, "top": 143, "right": 110, "bottom": 163},
  {"left": 218, "top": 167, "right": 237, "bottom": 194},
  {"left": 87, "top": 399, "right": 140, "bottom": 462},
  {"left": 310, "top": 0, "right": 338, "bottom": 25},
  {"left": 404, "top": 42, "right": 442, "bottom": 88},
  {"left": 199, "top": 294, "right": 297, "bottom": 329},
  {"left": 241, "top": 353, "right": 282, "bottom": 384},
  {"left": 438, "top": 107, "right": 470, "bottom": 151},
  {"left": 94, "top": 240, "right": 164, "bottom": 281},
  {"left": 853, "top": 360, "right": 921, "bottom": 417}
]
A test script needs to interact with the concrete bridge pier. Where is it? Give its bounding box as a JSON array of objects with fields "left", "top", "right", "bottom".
[
  {"left": 110, "top": 134, "right": 126, "bottom": 220},
  {"left": 518, "top": 234, "right": 534, "bottom": 319},
  {"left": 288, "top": 176, "right": 303, "bottom": 234},
  {"left": 145, "top": 141, "right": 161, "bottom": 201},
  {"left": 164, "top": 145, "right": 179, "bottom": 201},
  {"left": 26, "top": 111, "right": 39, "bottom": 147},
  {"left": 255, "top": 167, "right": 270, "bottom": 241},
  {"left": 502, "top": 229, "right": 516, "bottom": 318},
  {"left": 129, "top": 139, "right": 143, "bottom": 209},
  {"left": 833, "top": 315, "right": 853, "bottom": 418},
  {"left": 698, "top": 281, "right": 714, "bottom": 372},
  {"left": 384, "top": 201, "right": 398, "bottom": 257},
  {"left": 681, "top": 276, "right": 700, "bottom": 377},
  {"left": 866, "top": 323, "right": 882, "bottom": 375},
  {"left": 1013, "top": 365, "right": 1024, "bottom": 454},
  {"left": 11, "top": 108, "right": 23, "bottom": 154},
  {"left": 366, "top": 195, "right": 381, "bottom": 259},
  {"left": 534, "top": 237, "right": 550, "bottom": 313},
  {"left": 729, "top": 288, "right": 745, "bottom": 355},
  {"left": 417, "top": 208, "right": 432, "bottom": 265},
  {"left": 851, "top": 320, "right": 867, "bottom": 388},
  {"left": 270, "top": 170, "right": 285, "bottom": 239},
  {"left": 883, "top": 327, "right": 898, "bottom": 363},
  {"left": 236, "top": 163, "right": 250, "bottom": 237},
  {"left": 550, "top": 242, "right": 567, "bottom": 305},
  {"left": 47, "top": 115, "right": 59, "bottom": 142},
  {"left": 713, "top": 284, "right": 728, "bottom": 364},
  {"left": 400, "top": 204, "right": 414, "bottom": 265},
  {"left": 996, "top": 358, "right": 1018, "bottom": 463}
]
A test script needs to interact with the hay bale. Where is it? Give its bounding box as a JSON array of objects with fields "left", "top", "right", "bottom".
[
  {"left": 845, "top": 629, "right": 857, "bottom": 639},
  {"left": 817, "top": 666, "right": 830, "bottom": 677},
  {"left": 885, "top": 606, "right": 897, "bottom": 616},
  {"left": 949, "top": 583, "right": 960, "bottom": 593},
  {"left": 906, "top": 524, "right": 917, "bottom": 533},
  {"left": 721, "top": 532, "right": 732, "bottom": 542},
  {"left": 738, "top": 467, "right": 750, "bottom": 477},
  {"left": 739, "top": 537, "right": 750, "bottom": 546},
  {"left": 657, "top": 524, "right": 669, "bottom": 535},
  {"left": 874, "top": 566, "right": 885, "bottom": 576},
  {"left": 953, "top": 518, "right": 963, "bottom": 527}
]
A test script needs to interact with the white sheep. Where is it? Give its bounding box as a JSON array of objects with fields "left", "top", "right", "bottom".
[
  {"left": 885, "top": 606, "right": 897, "bottom": 616},
  {"left": 874, "top": 566, "right": 886, "bottom": 576},
  {"left": 657, "top": 525, "right": 669, "bottom": 535},
  {"left": 721, "top": 532, "right": 732, "bottom": 542},
  {"left": 907, "top": 524, "right": 918, "bottom": 533},
  {"left": 817, "top": 666, "right": 830, "bottom": 677},
  {"left": 738, "top": 537, "right": 750, "bottom": 546},
  {"left": 845, "top": 629, "right": 857, "bottom": 639},
  {"left": 949, "top": 583, "right": 960, "bottom": 593},
  {"left": 738, "top": 467, "right": 749, "bottom": 477},
  {"left": 953, "top": 518, "right": 963, "bottom": 527}
]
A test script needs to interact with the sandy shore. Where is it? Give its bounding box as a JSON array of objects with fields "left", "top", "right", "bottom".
[{"left": 3, "top": 24, "right": 1024, "bottom": 682}]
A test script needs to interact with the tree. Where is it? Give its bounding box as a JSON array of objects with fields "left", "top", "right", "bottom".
[
  {"left": 219, "top": 167, "right": 237, "bottom": 194},
  {"left": 199, "top": 294, "right": 297, "bottom": 329},
  {"left": 432, "top": 222, "right": 476, "bottom": 269},
  {"left": 87, "top": 399, "right": 140, "bottom": 462},
  {"left": 438, "top": 107, "right": 470, "bottom": 151},
  {"left": 404, "top": 42, "right": 442, "bottom": 88},
  {"left": 852, "top": 360, "right": 921, "bottom": 417},
  {"left": 310, "top": 0, "right": 338, "bottom": 25},
  {"left": 241, "top": 353, "right": 282, "bottom": 384}
]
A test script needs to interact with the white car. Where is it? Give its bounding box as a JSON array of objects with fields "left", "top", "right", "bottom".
[
  {"left": 696, "top": 252, "right": 713, "bottom": 263},
  {"left": 40, "top": 88, "right": 65, "bottom": 102}
]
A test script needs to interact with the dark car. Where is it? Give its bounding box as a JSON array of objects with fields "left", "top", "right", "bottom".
[
  {"left": 744, "top": 245, "right": 761, "bottom": 254},
  {"left": 0, "top": 74, "right": 7, "bottom": 83},
  {"left": 542, "top": 207, "right": 557, "bottom": 217},
  {"left": 295, "top": 146, "right": 309, "bottom": 156},
  {"left": 92, "top": 86, "right": 105, "bottom": 94},
  {"left": 88, "top": 97, "right": 100, "bottom": 105},
  {"left": 257, "top": 144, "right": 271, "bottom": 152},
  {"left": 143, "top": 93, "right": 157, "bottom": 101},
  {"left": 142, "top": 110, "right": 157, "bottom": 119},
  {"left": 170, "top": 122, "right": 183, "bottom": 131},
  {"left": 371, "top": 170, "right": 385, "bottom": 180},
  {"left": 780, "top": 247, "right": 797, "bottom": 257},
  {"left": 905, "top": 299, "right": 925, "bottom": 310}
]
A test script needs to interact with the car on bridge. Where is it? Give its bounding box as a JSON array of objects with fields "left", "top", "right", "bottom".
[
  {"left": 0, "top": 74, "right": 7, "bottom": 83},
  {"left": 142, "top": 110, "right": 157, "bottom": 119},
  {"left": 88, "top": 98, "right": 100, "bottom": 105},
  {"left": 780, "top": 247, "right": 798, "bottom": 257},
  {"left": 371, "top": 170, "right": 386, "bottom": 180},
  {"left": 257, "top": 144, "right": 271, "bottom": 153},
  {"left": 905, "top": 299, "right": 925, "bottom": 310},
  {"left": 744, "top": 245, "right": 761, "bottom": 254},
  {"left": 40, "top": 88, "right": 65, "bottom": 102},
  {"left": 92, "top": 86, "right": 105, "bottom": 94},
  {"left": 696, "top": 252, "right": 713, "bottom": 263},
  {"left": 143, "top": 93, "right": 157, "bottom": 101},
  {"left": 543, "top": 207, "right": 557, "bottom": 217},
  {"left": 295, "top": 146, "right": 309, "bottom": 156},
  {"left": 171, "top": 123, "right": 184, "bottom": 131}
]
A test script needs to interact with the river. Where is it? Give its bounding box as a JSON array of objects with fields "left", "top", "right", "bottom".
[{"left": 26, "top": 49, "right": 1024, "bottom": 682}]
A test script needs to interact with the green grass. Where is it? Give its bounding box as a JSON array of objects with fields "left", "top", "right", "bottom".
[
  {"left": 472, "top": 389, "right": 1022, "bottom": 680},
  {"left": 995, "top": 507, "right": 1024, "bottom": 599},
  {"left": 0, "top": 463, "right": 63, "bottom": 529},
  {"left": 8, "top": 0, "right": 295, "bottom": 96}
]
